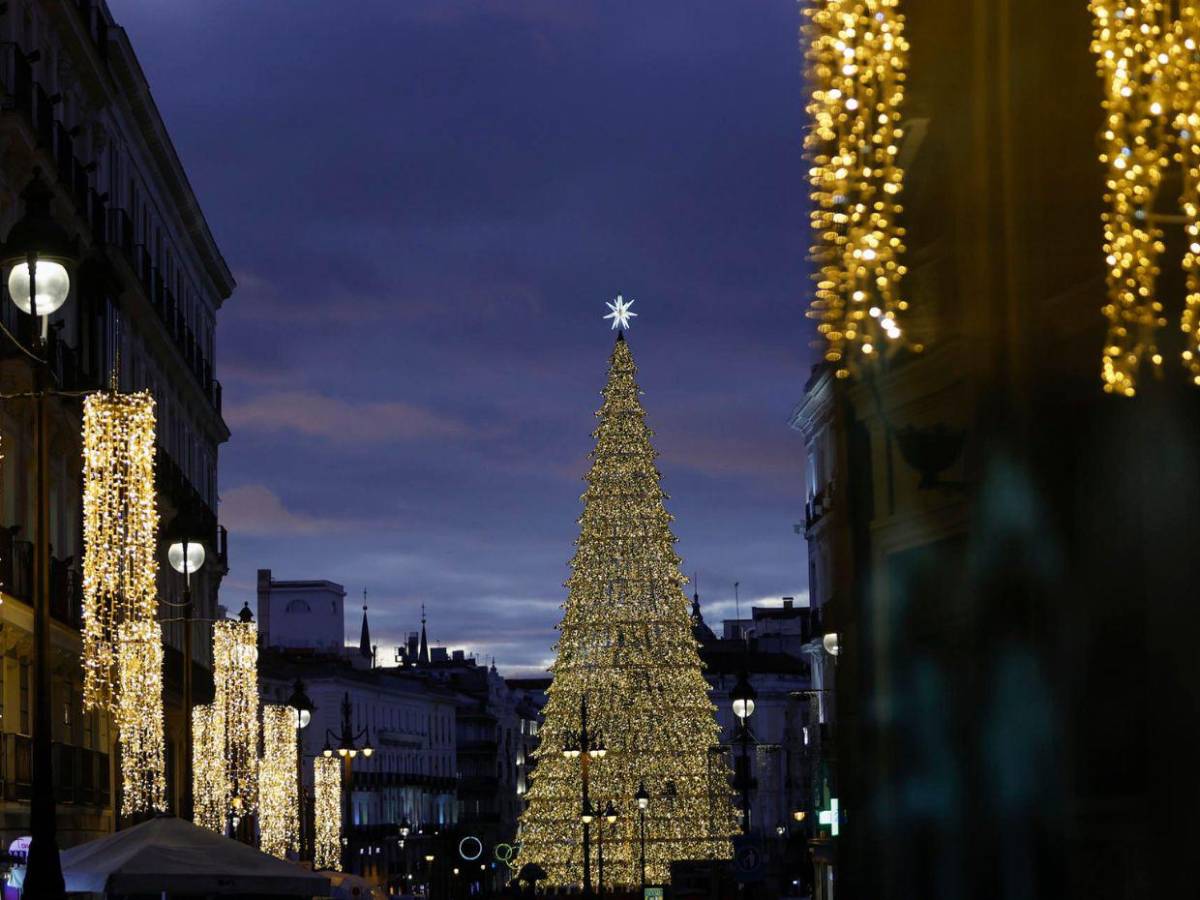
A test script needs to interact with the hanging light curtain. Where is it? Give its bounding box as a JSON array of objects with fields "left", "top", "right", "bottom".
[
  {"left": 260, "top": 704, "right": 299, "bottom": 859},
  {"left": 81, "top": 391, "right": 159, "bottom": 712},
  {"left": 116, "top": 619, "right": 166, "bottom": 816},
  {"left": 1090, "top": 1, "right": 1200, "bottom": 394},
  {"left": 313, "top": 755, "right": 342, "bottom": 870},
  {"left": 212, "top": 619, "right": 260, "bottom": 821},
  {"left": 804, "top": 0, "right": 912, "bottom": 378},
  {"left": 193, "top": 703, "right": 227, "bottom": 833}
]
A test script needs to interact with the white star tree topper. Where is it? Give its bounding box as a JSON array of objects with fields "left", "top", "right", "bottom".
[{"left": 603, "top": 295, "right": 637, "bottom": 330}]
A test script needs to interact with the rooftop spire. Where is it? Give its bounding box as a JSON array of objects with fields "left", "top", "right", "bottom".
[
  {"left": 359, "top": 589, "right": 371, "bottom": 660},
  {"left": 418, "top": 603, "right": 429, "bottom": 665}
]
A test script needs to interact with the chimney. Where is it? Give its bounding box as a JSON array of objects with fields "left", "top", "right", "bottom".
[{"left": 783, "top": 597, "right": 794, "bottom": 609}]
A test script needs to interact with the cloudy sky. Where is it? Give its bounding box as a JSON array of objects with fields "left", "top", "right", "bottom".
[{"left": 112, "top": 0, "right": 815, "bottom": 675}]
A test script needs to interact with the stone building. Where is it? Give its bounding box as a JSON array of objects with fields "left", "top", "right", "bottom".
[{"left": 0, "top": 0, "right": 231, "bottom": 849}]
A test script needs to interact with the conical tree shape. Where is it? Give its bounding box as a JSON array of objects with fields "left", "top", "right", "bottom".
[{"left": 517, "top": 333, "right": 737, "bottom": 888}]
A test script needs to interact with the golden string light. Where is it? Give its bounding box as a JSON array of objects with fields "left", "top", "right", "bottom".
[
  {"left": 516, "top": 336, "right": 738, "bottom": 888},
  {"left": 1090, "top": 0, "right": 1200, "bottom": 394},
  {"left": 81, "top": 391, "right": 158, "bottom": 711},
  {"left": 116, "top": 619, "right": 166, "bottom": 816},
  {"left": 260, "top": 705, "right": 299, "bottom": 859},
  {"left": 193, "top": 703, "right": 227, "bottom": 833},
  {"left": 803, "top": 0, "right": 911, "bottom": 378},
  {"left": 212, "top": 618, "right": 260, "bottom": 817},
  {"left": 313, "top": 755, "right": 342, "bottom": 871}
]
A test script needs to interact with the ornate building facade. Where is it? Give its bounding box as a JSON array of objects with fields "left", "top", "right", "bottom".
[{"left": 0, "top": 0, "right": 231, "bottom": 849}]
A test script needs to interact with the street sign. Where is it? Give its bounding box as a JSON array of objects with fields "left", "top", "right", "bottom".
[{"left": 644, "top": 887, "right": 664, "bottom": 900}]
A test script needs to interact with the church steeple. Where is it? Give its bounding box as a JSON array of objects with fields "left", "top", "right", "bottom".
[
  {"left": 359, "top": 589, "right": 372, "bottom": 661},
  {"left": 418, "top": 604, "right": 429, "bottom": 665},
  {"left": 690, "top": 576, "right": 717, "bottom": 644}
]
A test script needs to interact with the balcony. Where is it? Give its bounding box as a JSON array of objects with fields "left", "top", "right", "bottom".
[
  {"left": 0, "top": 527, "right": 82, "bottom": 630},
  {"left": 156, "top": 446, "right": 217, "bottom": 540},
  {"left": 0, "top": 45, "right": 224, "bottom": 416},
  {"left": 0, "top": 733, "right": 110, "bottom": 807}
]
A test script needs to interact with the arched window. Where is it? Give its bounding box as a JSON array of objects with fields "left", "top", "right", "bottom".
[{"left": 285, "top": 598, "right": 311, "bottom": 614}]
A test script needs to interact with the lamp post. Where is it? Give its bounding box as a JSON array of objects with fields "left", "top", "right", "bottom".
[
  {"left": 635, "top": 781, "right": 649, "bottom": 892},
  {"left": 1, "top": 170, "right": 76, "bottom": 900},
  {"left": 325, "top": 692, "right": 373, "bottom": 871},
  {"left": 596, "top": 800, "right": 617, "bottom": 899},
  {"left": 731, "top": 670, "right": 758, "bottom": 834},
  {"left": 398, "top": 818, "right": 411, "bottom": 886},
  {"left": 562, "top": 694, "right": 605, "bottom": 897},
  {"left": 285, "top": 679, "right": 314, "bottom": 859},
  {"left": 167, "top": 536, "right": 206, "bottom": 822}
]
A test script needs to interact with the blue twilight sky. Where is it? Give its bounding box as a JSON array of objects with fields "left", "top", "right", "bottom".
[{"left": 111, "top": 0, "right": 815, "bottom": 675}]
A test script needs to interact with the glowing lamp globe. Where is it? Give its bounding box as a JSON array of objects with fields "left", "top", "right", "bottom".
[
  {"left": 167, "top": 540, "right": 206, "bottom": 577},
  {"left": 731, "top": 671, "right": 757, "bottom": 722},
  {"left": 635, "top": 782, "right": 649, "bottom": 810},
  {"left": 822, "top": 632, "right": 840, "bottom": 656},
  {"left": 285, "top": 679, "right": 314, "bottom": 729},
  {"left": 1, "top": 173, "right": 76, "bottom": 321},
  {"left": 361, "top": 745, "right": 374, "bottom": 758},
  {"left": 7, "top": 259, "right": 69, "bottom": 316}
]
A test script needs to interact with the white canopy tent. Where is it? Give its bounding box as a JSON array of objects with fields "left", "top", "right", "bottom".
[{"left": 59, "top": 815, "right": 330, "bottom": 896}]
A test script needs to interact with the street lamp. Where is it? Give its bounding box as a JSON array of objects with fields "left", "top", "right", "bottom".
[
  {"left": 596, "top": 800, "right": 617, "bottom": 899},
  {"left": 822, "top": 632, "right": 840, "bottom": 657},
  {"left": 635, "top": 781, "right": 649, "bottom": 892},
  {"left": 325, "top": 692, "right": 374, "bottom": 870},
  {"left": 424, "top": 853, "right": 437, "bottom": 900},
  {"left": 562, "top": 694, "right": 605, "bottom": 897},
  {"left": 1, "top": 170, "right": 77, "bottom": 900},
  {"left": 731, "top": 670, "right": 757, "bottom": 834},
  {"left": 166, "top": 534, "right": 206, "bottom": 822},
  {"left": 285, "top": 679, "right": 314, "bottom": 859}
]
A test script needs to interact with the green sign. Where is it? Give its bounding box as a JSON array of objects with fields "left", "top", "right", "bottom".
[{"left": 644, "top": 888, "right": 664, "bottom": 900}]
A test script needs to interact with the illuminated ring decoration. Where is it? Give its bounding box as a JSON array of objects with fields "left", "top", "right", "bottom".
[
  {"left": 494, "top": 842, "right": 521, "bottom": 871},
  {"left": 459, "top": 836, "right": 483, "bottom": 861}
]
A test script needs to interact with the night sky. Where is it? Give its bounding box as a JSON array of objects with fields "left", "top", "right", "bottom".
[{"left": 111, "top": 1, "right": 814, "bottom": 675}]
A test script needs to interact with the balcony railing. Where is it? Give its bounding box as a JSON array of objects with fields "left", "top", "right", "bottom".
[
  {"left": 0, "top": 44, "right": 225, "bottom": 416},
  {"left": 0, "top": 527, "right": 82, "bottom": 629},
  {"left": 0, "top": 734, "right": 110, "bottom": 806}
]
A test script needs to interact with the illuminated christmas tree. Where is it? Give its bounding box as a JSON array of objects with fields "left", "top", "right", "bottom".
[{"left": 517, "top": 317, "right": 737, "bottom": 888}]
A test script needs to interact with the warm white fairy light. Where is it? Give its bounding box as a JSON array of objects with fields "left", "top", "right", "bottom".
[
  {"left": 81, "top": 391, "right": 158, "bottom": 711},
  {"left": 116, "top": 619, "right": 166, "bottom": 816},
  {"left": 193, "top": 703, "right": 227, "bottom": 833},
  {"left": 212, "top": 619, "right": 259, "bottom": 817},
  {"left": 803, "top": 0, "right": 912, "bottom": 377},
  {"left": 313, "top": 755, "right": 342, "bottom": 870},
  {"left": 260, "top": 705, "right": 299, "bottom": 859},
  {"left": 1090, "top": 1, "right": 1200, "bottom": 393}
]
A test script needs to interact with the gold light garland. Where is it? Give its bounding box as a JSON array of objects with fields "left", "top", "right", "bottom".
[
  {"left": 81, "top": 391, "right": 158, "bottom": 711},
  {"left": 313, "top": 755, "right": 342, "bottom": 871},
  {"left": 515, "top": 337, "right": 738, "bottom": 888},
  {"left": 193, "top": 703, "right": 227, "bottom": 833},
  {"left": 260, "top": 705, "right": 299, "bottom": 859},
  {"left": 212, "top": 618, "right": 260, "bottom": 817},
  {"left": 804, "top": 0, "right": 911, "bottom": 378},
  {"left": 116, "top": 619, "right": 166, "bottom": 816},
  {"left": 1090, "top": 1, "right": 1200, "bottom": 394}
]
